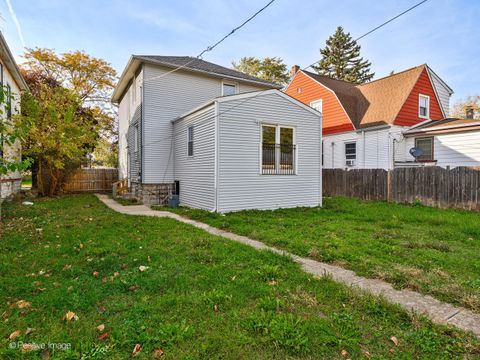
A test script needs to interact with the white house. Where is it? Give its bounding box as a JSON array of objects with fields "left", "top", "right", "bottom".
[
  {"left": 113, "top": 56, "right": 323, "bottom": 211},
  {"left": 0, "top": 32, "right": 29, "bottom": 199}
]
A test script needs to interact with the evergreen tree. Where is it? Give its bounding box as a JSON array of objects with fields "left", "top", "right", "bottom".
[{"left": 312, "top": 26, "right": 374, "bottom": 84}]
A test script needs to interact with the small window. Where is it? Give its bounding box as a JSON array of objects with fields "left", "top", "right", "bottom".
[
  {"left": 6, "top": 84, "right": 11, "bottom": 119},
  {"left": 187, "top": 126, "right": 194, "bottom": 156},
  {"left": 310, "top": 99, "right": 323, "bottom": 113},
  {"left": 222, "top": 82, "right": 237, "bottom": 96},
  {"left": 261, "top": 124, "right": 296, "bottom": 175},
  {"left": 419, "top": 94, "right": 430, "bottom": 118},
  {"left": 415, "top": 137, "right": 434, "bottom": 161},
  {"left": 345, "top": 142, "right": 356, "bottom": 166},
  {"left": 134, "top": 124, "right": 139, "bottom": 153}
]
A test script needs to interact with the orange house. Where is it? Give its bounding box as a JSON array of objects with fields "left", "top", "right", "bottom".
[{"left": 285, "top": 64, "right": 455, "bottom": 169}]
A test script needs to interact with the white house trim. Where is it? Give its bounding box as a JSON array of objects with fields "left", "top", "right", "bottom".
[{"left": 418, "top": 94, "right": 430, "bottom": 119}]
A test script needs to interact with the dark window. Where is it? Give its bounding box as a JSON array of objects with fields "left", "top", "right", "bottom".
[
  {"left": 419, "top": 95, "right": 429, "bottom": 118},
  {"left": 0, "top": 63, "right": 3, "bottom": 86},
  {"left": 6, "top": 84, "right": 11, "bottom": 119},
  {"left": 345, "top": 142, "right": 356, "bottom": 160},
  {"left": 261, "top": 125, "right": 296, "bottom": 175},
  {"left": 415, "top": 137, "right": 434, "bottom": 161},
  {"left": 187, "top": 126, "right": 194, "bottom": 156}
]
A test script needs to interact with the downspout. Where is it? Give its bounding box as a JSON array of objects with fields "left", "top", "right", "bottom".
[
  {"left": 140, "top": 69, "right": 144, "bottom": 184},
  {"left": 319, "top": 112, "right": 323, "bottom": 207},
  {"left": 213, "top": 101, "right": 219, "bottom": 212}
]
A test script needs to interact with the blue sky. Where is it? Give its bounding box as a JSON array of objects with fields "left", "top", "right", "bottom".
[{"left": 0, "top": 0, "right": 478, "bottom": 104}]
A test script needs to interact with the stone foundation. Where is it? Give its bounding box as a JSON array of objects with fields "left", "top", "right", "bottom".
[
  {"left": 1, "top": 177, "right": 21, "bottom": 199},
  {"left": 131, "top": 182, "right": 174, "bottom": 205}
]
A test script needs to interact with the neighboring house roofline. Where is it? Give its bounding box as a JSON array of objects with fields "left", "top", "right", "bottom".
[
  {"left": 0, "top": 32, "right": 28, "bottom": 91},
  {"left": 299, "top": 70, "right": 357, "bottom": 130},
  {"left": 403, "top": 118, "right": 480, "bottom": 136},
  {"left": 112, "top": 55, "right": 281, "bottom": 103},
  {"left": 174, "top": 89, "right": 324, "bottom": 122}
]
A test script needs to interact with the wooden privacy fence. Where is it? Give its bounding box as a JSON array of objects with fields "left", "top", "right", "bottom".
[
  {"left": 323, "top": 167, "right": 480, "bottom": 211},
  {"left": 63, "top": 168, "right": 118, "bottom": 193}
]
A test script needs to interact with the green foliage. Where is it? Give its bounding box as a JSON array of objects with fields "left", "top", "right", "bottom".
[
  {"left": 1, "top": 194, "right": 479, "bottom": 358},
  {"left": 232, "top": 56, "right": 290, "bottom": 85},
  {"left": 312, "top": 26, "right": 374, "bottom": 84}
]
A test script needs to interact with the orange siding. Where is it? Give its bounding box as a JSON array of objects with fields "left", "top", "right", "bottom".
[
  {"left": 395, "top": 69, "right": 444, "bottom": 126},
  {"left": 285, "top": 72, "right": 354, "bottom": 135}
]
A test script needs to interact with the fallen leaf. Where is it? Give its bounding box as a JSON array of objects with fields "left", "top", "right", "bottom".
[
  {"left": 62, "top": 311, "right": 79, "bottom": 321},
  {"left": 153, "top": 348, "right": 164, "bottom": 358},
  {"left": 41, "top": 348, "right": 50, "bottom": 360},
  {"left": 138, "top": 266, "right": 149, "bottom": 272},
  {"left": 129, "top": 285, "right": 140, "bottom": 292},
  {"left": 364, "top": 351, "right": 371, "bottom": 358},
  {"left": 9, "top": 330, "right": 21, "bottom": 340},
  {"left": 96, "top": 324, "right": 105, "bottom": 332},
  {"left": 25, "top": 328, "right": 34, "bottom": 335},
  {"left": 113, "top": 272, "right": 120, "bottom": 277},
  {"left": 15, "top": 300, "right": 32, "bottom": 309},
  {"left": 389, "top": 348, "right": 395, "bottom": 353},
  {"left": 267, "top": 280, "right": 277, "bottom": 286},
  {"left": 98, "top": 332, "right": 109, "bottom": 341},
  {"left": 340, "top": 349, "right": 348, "bottom": 358},
  {"left": 92, "top": 271, "right": 100, "bottom": 277},
  {"left": 79, "top": 243, "right": 84, "bottom": 249},
  {"left": 97, "top": 306, "right": 106, "bottom": 314},
  {"left": 390, "top": 336, "right": 398, "bottom": 347},
  {"left": 22, "top": 343, "right": 37, "bottom": 352},
  {"left": 132, "top": 344, "right": 142, "bottom": 357},
  {"left": 63, "top": 264, "right": 72, "bottom": 271},
  {"left": 101, "top": 277, "right": 107, "bottom": 284},
  {"left": 231, "top": 275, "right": 236, "bottom": 281},
  {"left": 213, "top": 304, "right": 218, "bottom": 312}
]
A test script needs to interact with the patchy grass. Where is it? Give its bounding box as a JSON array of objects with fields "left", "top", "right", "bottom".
[
  {"left": 1, "top": 195, "right": 479, "bottom": 358},
  {"left": 109, "top": 195, "right": 141, "bottom": 206},
  {"left": 154, "top": 196, "right": 480, "bottom": 312}
]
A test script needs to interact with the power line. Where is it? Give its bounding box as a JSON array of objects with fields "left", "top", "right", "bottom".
[
  {"left": 143, "top": 0, "right": 276, "bottom": 83},
  {"left": 303, "top": 0, "right": 429, "bottom": 71}
]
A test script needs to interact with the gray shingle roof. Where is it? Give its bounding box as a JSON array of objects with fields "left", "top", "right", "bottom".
[{"left": 135, "top": 55, "right": 280, "bottom": 88}]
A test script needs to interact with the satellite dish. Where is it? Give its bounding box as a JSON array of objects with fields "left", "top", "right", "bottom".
[{"left": 409, "top": 147, "right": 424, "bottom": 158}]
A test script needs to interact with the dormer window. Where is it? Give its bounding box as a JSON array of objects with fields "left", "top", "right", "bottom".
[
  {"left": 222, "top": 82, "right": 237, "bottom": 96},
  {"left": 419, "top": 94, "right": 430, "bottom": 119}
]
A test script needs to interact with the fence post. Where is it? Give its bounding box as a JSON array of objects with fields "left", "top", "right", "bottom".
[{"left": 387, "top": 169, "right": 391, "bottom": 202}]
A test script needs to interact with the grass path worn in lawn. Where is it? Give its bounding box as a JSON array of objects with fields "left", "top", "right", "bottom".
[
  {"left": 0, "top": 196, "right": 479, "bottom": 358},
  {"left": 156, "top": 197, "right": 480, "bottom": 314}
]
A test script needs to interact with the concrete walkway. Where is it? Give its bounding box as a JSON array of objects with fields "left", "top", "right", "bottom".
[{"left": 96, "top": 194, "right": 480, "bottom": 337}]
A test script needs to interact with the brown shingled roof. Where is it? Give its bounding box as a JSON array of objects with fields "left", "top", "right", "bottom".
[
  {"left": 404, "top": 117, "right": 480, "bottom": 135},
  {"left": 303, "top": 65, "right": 426, "bottom": 129}
]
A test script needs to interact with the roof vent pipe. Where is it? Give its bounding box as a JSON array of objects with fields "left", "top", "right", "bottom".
[{"left": 466, "top": 106, "right": 474, "bottom": 119}]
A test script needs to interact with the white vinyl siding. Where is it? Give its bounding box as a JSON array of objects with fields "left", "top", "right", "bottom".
[
  {"left": 310, "top": 99, "right": 323, "bottom": 113},
  {"left": 216, "top": 92, "right": 321, "bottom": 212},
  {"left": 141, "top": 64, "right": 270, "bottom": 184},
  {"left": 405, "top": 131, "right": 480, "bottom": 167},
  {"left": 427, "top": 67, "right": 451, "bottom": 117},
  {"left": 173, "top": 106, "right": 216, "bottom": 210}
]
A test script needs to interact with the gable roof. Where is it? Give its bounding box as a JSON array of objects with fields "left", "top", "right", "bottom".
[
  {"left": 301, "top": 64, "right": 433, "bottom": 129},
  {"left": 112, "top": 55, "right": 280, "bottom": 102},
  {"left": 0, "top": 32, "right": 28, "bottom": 91},
  {"left": 174, "top": 89, "right": 323, "bottom": 122}
]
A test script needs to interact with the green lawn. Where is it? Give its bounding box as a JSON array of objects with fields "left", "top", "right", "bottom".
[
  {"left": 1, "top": 195, "right": 479, "bottom": 358},
  {"left": 155, "top": 197, "right": 480, "bottom": 313}
]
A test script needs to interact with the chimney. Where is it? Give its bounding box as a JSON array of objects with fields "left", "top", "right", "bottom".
[
  {"left": 290, "top": 65, "right": 300, "bottom": 77},
  {"left": 466, "top": 106, "right": 474, "bottom": 119}
]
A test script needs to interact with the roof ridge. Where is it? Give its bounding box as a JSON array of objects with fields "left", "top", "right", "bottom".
[
  {"left": 357, "top": 64, "right": 425, "bottom": 87},
  {"left": 302, "top": 70, "right": 358, "bottom": 86}
]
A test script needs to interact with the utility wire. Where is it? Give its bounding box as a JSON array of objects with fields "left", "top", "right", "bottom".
[
  {"left": 303, "top": 0, "right": 429, "bottom": 70},
  {"left": 143, "top": 0, "right": 276, "bottom": 83}
]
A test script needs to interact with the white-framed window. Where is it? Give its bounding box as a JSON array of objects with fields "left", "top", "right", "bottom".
[
  {"left": 261, "top": 124, "right": 296, "bottom": 175},
  {"left": 222, "top": 81, "right": 237, "bottom": 96},
  {"left": 187, "top": 126, "right": 194, "bottom": 156},
  {"left": 419, "top": 94, "right": 430, "bottom": 119},
  {"left": 345, "top": 142, "right": 356, "bottom": 166},
  {"left": 415, "top": 137, "right": 434, "bottom": 161},
  {"left": 310, "top": 99, "right": 323, "bottom": 113}
]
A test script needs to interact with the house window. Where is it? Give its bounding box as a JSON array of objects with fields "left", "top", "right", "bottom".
[
  {"left": 345, "top": 142, "right": 356, "bottom": 166},
  {"left": 6, "top": 84, "right": 11, "bottom": 119},
  {"left": 134, "top": 124, "right": 139, "bottom": 153},
  {"left": 419, "top": 94, "right": 430, "bottom": 118},
  {"left": 310, "top": 99, "right": 323, "bottom": 113},
  {"left": 415, "top": 137, "right": 434, "bottom": 161},
  {"left": 222, "top": 82, "right": 237, "bottom": 96},
  {"left": 261, "top": 124, "right": 296, "bottom": 175},
  {"left": 187, "top": 126, "right": 194, "bottom": 156}
]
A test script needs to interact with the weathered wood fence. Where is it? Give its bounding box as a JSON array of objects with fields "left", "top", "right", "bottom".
[
  {"left": 63, "top": 168, "right": 118, "bottom": 193},
  {"left": 323, "top": 167, "right": 480, "bottom": 211}
]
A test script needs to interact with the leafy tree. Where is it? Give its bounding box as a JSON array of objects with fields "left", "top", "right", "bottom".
[
  {"left": 18, "top": 75, "right": 98, "bottom": 196},
  {"left": 451, "top": 95, "right": 480, "bottom": 119},
  {"left": 312, "top": 26, "right": 374, "bottom": 84},
  {"left": 232, "top": 56, "right": 290, "bottom": 85},
  {"left": 20, "top": 49, "right": 118, "bottom": 193}
]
